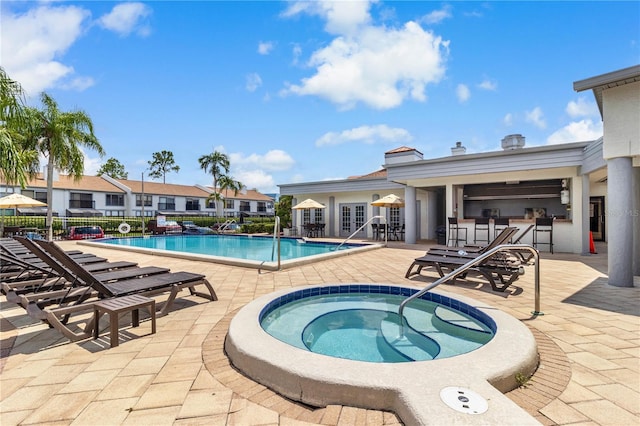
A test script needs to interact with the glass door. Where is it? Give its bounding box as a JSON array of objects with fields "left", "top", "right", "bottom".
[
  {"left": 339, "top": 203, "right": 367, "bottom": 237},
  {"left": 589, "top": 196, "right": 605, "bottom": 241}
]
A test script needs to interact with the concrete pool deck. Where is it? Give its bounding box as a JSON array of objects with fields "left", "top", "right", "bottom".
[{"left": 1, "top": 239, "right": 638, "bottom": 425}]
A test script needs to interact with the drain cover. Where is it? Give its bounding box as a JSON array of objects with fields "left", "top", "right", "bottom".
[{"left": 440, "top": 387, "right": 488, "bottom": 414}]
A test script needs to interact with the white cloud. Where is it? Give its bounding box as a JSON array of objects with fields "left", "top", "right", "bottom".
[
  {"left": 547, "top": 119, "right": 603, "bottom": 145},
  {"left": 525, "top": 106, "right": 546, "bottom": 129},
  {"left": 421, "top": 5, "right": 453, "bottom": 25},
  {"left": 258, "top": 41, "right": 274, "bottom": 55},
  {"left": 292, "top": 43, "right": 302, "bottom": 65},
  {"left": 281, "top": 1, "right": 448, "bottom": 110},
  {"left": 229, "top": 149, "right": 295, "bottom": 172},
  {"left": 503, "top": 113, "right": 513, "bottom": 126},
  {"left": 478, "top": 79, "right": 497, "bottom": 91},
  {"left": 234, "top": 169, "right": 276, "bottom": 193},
  {"left": 283, "top": 22, "right": 448, "bottom": 110},
  {"left": 60, "top": 76, "right": 95, "bottom": 91},
  {"left": 282, "top": 0, "right": 372, "bottom": 36},
  {"left": 98, "top": 2, "right": 152, "bottom": 37},
  {"left": 315, "top": 124, "right": 412, "bottom": 147},
  {"left": 1, "top": 5, "right": 91, "bottom": 95},
  {"left": 246, "top": 73, "right": 262, "bottom": 92},
  {"left": 456, "top": 83, "right": 470, "bottom": 103},
  {"left": 566, "top": 97, "right": 599, "bottom": 118}
]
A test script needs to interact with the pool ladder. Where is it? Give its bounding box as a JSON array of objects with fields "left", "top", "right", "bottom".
[
  {"left": 217, "top": 219, "right": 236, "bottom": 233},
  {"left": 398, "top": 244, "right": 542, "bottom": 336}
]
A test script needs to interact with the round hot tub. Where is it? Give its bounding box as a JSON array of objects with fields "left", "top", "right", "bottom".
[{"left": 225, "top": 284, "right": 539, "bottom": 424}]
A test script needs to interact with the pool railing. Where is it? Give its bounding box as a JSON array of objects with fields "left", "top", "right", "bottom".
[{"left": 398, "top": 244, "right": 542, "bottom": 336}]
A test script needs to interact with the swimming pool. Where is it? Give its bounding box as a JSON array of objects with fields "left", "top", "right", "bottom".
[
  {"left": 225, "top": 284, "right": 539, "bottom": 424},
  {"left": 83, "top": 234, "right": 380, "bottom": 270},
  {"left": 260, "top": 289, "right": 494, "bottom": 362}
]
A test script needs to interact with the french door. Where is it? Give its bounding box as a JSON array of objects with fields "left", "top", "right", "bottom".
[{"left": 339, "top": 203, "right": 367, "bottom": 238}]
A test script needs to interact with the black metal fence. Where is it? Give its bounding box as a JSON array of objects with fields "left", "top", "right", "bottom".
[{"left": 1, "top": 215, "right": 277, "bottom": 239}]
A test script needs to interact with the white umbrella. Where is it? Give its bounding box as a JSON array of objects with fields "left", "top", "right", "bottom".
[
  {"left": 0, "top": 193, "right": 47, "bottom": 237},
  {"left": 371, "top": 194, "right": 405, "bottom": 208},
  {"left": 0, "top": 193, "right": 47, "bottom": 209},
  {"left": 292, "top": 198, "right": 326, "bottom": 210}
]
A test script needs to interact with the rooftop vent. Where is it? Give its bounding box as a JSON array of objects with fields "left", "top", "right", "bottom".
[
  {"left": 501, "top": 134, "right": 525, "bottom": 150},
  {"left": 451, "top": 141, "right": 466, "bottom": 156}
]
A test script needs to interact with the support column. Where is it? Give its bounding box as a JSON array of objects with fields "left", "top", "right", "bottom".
[
  {"left": 607, "top": 157, "right": 634, "bottom": 287},
  {"left": 581, "top": 174, "right": 591, "bottom": 255},
  {"left": 633, "top": 166, "right": 640, "bottom": 277},
  {"left": 445, "top": 183, "right": 455, "bottom": 218},
  {"left": 329, "top": 196, "right": 335, "bottom": 238},
  {"left": 404, "top": 186, "right": 417, "bottom": 244}
]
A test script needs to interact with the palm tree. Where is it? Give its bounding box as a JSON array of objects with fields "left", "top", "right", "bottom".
[
  {"left": 0, "top": 67, "right": 38, "bottom": 188},
  {"left": 23, "top": 92, "right": 105, "bottom": 240},
  {"left": 198, "top": 150, "right": 242, "bottom": 218}
]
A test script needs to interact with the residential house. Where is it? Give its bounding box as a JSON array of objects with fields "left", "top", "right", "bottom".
[{"left": 1, "top": 174, "right": 275, "bottom": 218}]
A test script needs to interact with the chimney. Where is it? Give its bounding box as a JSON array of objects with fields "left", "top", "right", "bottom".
[
  {"left": 501, "top": 134, "right": 526, "bottom": 150},
  {"left": 451, "top": 141, "right": 466, "bottom": 156}
]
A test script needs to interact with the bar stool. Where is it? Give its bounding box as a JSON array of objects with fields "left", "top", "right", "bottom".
[
  {"left": 447, "top": 217, "right": 467, "bottom": 247},
  {"left": 474, "top": 218, "right": 490, "bottom": 245},
  {"left": 533, "top": 217, "right": 554, "bottom": 254},
  {"left": 371, "top": 223, "right": 379, "bottom": 240},
  {"left": 493, "top": 217, "right": 510, "bottom": 240}
]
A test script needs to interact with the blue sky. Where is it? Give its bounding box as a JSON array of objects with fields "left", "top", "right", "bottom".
[{"left": 2, "top": 1, "right": 638, "bottom": 193}]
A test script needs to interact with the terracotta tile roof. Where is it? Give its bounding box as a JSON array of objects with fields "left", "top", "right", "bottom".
[
  {"left": 2, "top": 173, "right": 125, "bottom": 193},
  {"left": 114, "top": 179, "right": 211, "bottom": 197},
  {"left": 348, "top": 169, "right": 388, "bottom": 179},
  {"left": 206, "top": 187, "right": 275, "bottom": 201},
  {"left": 385, "top": 146, "right": 418, "bottom": 154}
]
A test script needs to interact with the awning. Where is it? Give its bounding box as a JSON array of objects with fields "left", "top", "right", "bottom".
[
  {"left": 17, "top": 207, "right": 53, "bottom": 215},
  {"left": 157, "top": 210, "right": 211, "bottom": 216},
  {"left": 66, "top": 208, "right": 103, "bottom": 217}
]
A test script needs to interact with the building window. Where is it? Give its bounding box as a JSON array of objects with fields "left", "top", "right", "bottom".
[
  {"left": 105, "top": 193, "right": 124, "bottom": 206},
  {"left": 257, "top": 202, "right": 266, "bottom": 213},
  {"left": 158, "top": 197, "right": 175, "bottom": 211},
  {"left": 21, "top": 190, "right": 47, "bottom": 203},
  {"left": 240, "top": 201, "right": 250, "bottom": 212},
  {"left": 135, "top": 210, "right": 154, "bottom": 217},
  {"left": 186, "top": 198, "right": 200, "bottom": 211},
  {"left": 225, "top": 199, "right": 234, "bottom": 209},
  {"left": 136, "top": 194, "right": 152, "bottom": 207},
  {"left": 105, "top": 210, "right": 125, "bottom": 217},
  {"left": 314, "top": 209, "right": 324, "bottom": 224},
  {"left": 69, "top": 192, "right": 94, "bottom": 208},
  {"left": 206, "top": 200, "right": 216, "bottom": 209},
  {"left": 303, "top": 209, "right": 311, "bottom": 224}
]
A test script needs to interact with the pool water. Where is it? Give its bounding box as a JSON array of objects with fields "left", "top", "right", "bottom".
[
  {"left": 99, "top": 234, "right": 362, "bottom": 262},
  {"left": 260, "top": 288, "right": 495, "bottom": 363}
]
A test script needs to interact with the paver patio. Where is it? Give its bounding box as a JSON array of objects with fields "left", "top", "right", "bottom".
[{"left": 1, "top": 239, "right": 638, "bottom": 425}]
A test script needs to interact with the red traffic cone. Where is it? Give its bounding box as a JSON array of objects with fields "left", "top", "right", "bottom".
[{"left": 589, "top": 231, "right": 597, "bottom": 254}]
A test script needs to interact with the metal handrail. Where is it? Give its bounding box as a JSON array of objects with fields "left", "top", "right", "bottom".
[
  {"left": 271, "top": 216, "right": 280, "bottom": 266},
  {"left": 398, "top": 244, "right": 541, "bottom": 335},
  {"left": 333, "top": 215, "right": 387, "bottom": 251},
  {"left": 259, "top": 216, "right": 281, "bottom": 274},
  {"left": 218, "top": 219, "right": 236, "bottom": 233}
]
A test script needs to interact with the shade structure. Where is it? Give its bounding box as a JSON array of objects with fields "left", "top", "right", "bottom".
[
  {"left": 0, "top": 193, "right": 47, "bottom": 209},
  {"left": 371, "top": 194, "right": 405, "bottom": 208},
  {"left": 292, "top": 198, "right": 326, "bottom": 210}
]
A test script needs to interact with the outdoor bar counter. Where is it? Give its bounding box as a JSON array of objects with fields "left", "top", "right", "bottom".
[{"left": 452, "top": 218, "right": 572, "bottom": 253}]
